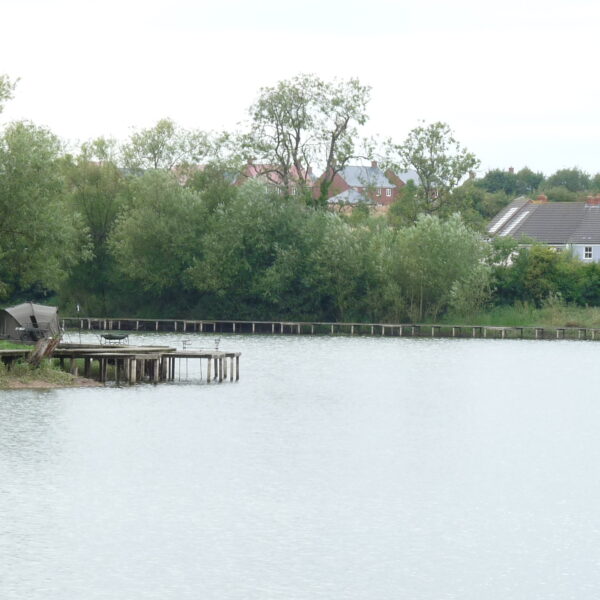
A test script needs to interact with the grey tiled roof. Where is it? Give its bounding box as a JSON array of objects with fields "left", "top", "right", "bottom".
[
  {"left": 396, "top": 170, "right": 420, "bottom": 185},
  {"left": 339, "top": 166, "right": 394, "bottom": 188},
  {"left": 328, "top": 189, "right": 369, "bottom": 204},
  {"left": 488, "top": 197, "right": 600, "bottom": 244}
]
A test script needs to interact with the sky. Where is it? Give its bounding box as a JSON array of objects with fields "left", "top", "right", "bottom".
[{"left": 1, "top": 0, "right": 599, "bottom": 176}]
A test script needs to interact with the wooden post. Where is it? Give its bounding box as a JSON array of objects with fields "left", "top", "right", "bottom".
[
  {"left": 272, "top": 323, "right": 275, "bottom": 334},
  {"left": 122, "top": 358, "right": 130, "bottom": 383},
  {"left": 351, "top": 325, "right": 354, "bottom": 335},
  {"left": 236, "top": 355, "right": 240, "bottom": 381},
  {"left": 311, "top": 324, "right": 315, "bottom": 335},
  {"left": 297, "top": 323, "right": 301, "bottom": 334},
  {"left": 230, "top": 356, "right": 234, "bottom": 381},
  {"left": 252, "top": 323, "right": 256, "bottom": 333},
  {"left": 84, "top": 358, "right": 91, "bottom": 378},
  {"left": 207, "top": 357, "right": 212, "bottom": 383},
  {"left": 331, "top": 324, "right": 334, "bottom": 334},
  {"left": 130, "top": 358, "right": 137, "bottom": 383},
  {"left": 223, "top": 355, "right": 228, "bottom": 379}
]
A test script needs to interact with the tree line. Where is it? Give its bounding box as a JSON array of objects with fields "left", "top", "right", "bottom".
[{"left": 2, "top": 73, "right": 600, "bottom": 321}]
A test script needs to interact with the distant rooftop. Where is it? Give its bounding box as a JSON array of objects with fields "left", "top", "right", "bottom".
[{"left": 488, "top": 195, "right": 600, "bottom": 245}]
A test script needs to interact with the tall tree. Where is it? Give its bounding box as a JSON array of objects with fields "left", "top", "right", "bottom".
[
  {"left": 545, "top": 167, "right": 591, "bottom": 193},
  {"left": 243, "top": 74, "right": 371, "bottom": 207},
  {"left": 0, "top": 122, "right": 88, "bottom": 299},
  {"left": 60, "top": 141, "right": 127, "bottom": 313},
  {"left": 387, "top": 121, "right": 479, "bottom": 217}
]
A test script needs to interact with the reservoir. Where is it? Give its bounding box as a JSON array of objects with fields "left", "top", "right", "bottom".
[{"left": 2, "top": 333, "right": 600, "bottom": 599}]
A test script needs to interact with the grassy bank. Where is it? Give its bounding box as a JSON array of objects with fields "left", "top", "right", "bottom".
[
  {"left": 441, "top": 303, "right": 600, "bottom": 329},
  {"left": 0, "top": 359, "right": 77, "bottom": 388},
  {"left": 0, "top": 341, "right": 100, "bottom": 388}
]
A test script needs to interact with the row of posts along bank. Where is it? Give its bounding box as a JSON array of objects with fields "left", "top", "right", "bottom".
[{"left": 61, "top": 317, "right": 600, "bottom": 342}]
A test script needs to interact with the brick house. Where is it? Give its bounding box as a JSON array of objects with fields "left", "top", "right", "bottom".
[{"left": 316, "top": 161, "right": 419, "bottom": 207}]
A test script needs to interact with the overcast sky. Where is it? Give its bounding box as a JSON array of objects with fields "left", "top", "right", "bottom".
[{"left": 2, "top": 0, "right": 599, "bottom": 175}]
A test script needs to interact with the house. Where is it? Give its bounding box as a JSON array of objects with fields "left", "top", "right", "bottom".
[
  {"left": 487, "top": 194, "right": 600, "bottom": 262},
  {"left": 234, "top": 160, "right": 315, "bottom": 196},
  {"left": 318, "top": 161, "right": 419, "bottom": 208}
]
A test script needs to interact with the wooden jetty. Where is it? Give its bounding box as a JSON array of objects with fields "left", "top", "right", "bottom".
[
  {"left": 0, "top": 343, "right": 240, "bottom": 385},
  {"left": 61, "top": 316, "right": 600, "bottom": 342}
]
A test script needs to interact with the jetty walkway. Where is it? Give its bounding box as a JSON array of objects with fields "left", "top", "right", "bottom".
[
  {"left": 0, "top": 343, "right": 240, "bottom": 385},
  {"left": 62, "top": 317, "right": 600, "bottom": 342}
]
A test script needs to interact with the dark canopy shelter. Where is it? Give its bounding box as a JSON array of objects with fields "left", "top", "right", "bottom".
[{"left": 0, "top": 302, "right": 60, "bottom": 341}]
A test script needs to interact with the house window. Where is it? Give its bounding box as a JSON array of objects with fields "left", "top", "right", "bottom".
[
  {"left": 291, "top": 186, "right": 297, "bottom": 195},
  {"left": 376, "top": 188, "right": 381, "bottom": 196},
  {"left": 386, "top": 188, "right": 392, "bottom": 197},
  {"left": 585, "top": 246, "right": 593, "bottom": 259}
]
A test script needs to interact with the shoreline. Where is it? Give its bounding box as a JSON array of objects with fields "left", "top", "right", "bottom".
[{"left": 1, "top": 375, "right": 103, "bottom": 390}]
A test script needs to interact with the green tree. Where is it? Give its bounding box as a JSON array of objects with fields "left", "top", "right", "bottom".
[
  {"left": 391, "top": 214, "right": 490, "bottom": 319},
  {"left": 0, "top": 121, "right": 88, "bottom": 299},
  {"left": 243, "top": 74, "right": 372, "bottom": 207},
  {"left": 122, "top": 118, "right": 211, "bottom": 171},
  {"left": 515, "top": 167, "right": 544, "bottom": 195},
  {"left": 110, "top": 170, "right": 208, "bottom": 312},
  {"left": 60, "top": 142, "right": 127, "bottom": 314},
  {"left": 387, "top": 121, "right": 479, "bottom": 217},
  {"left": 0, "top": 75, "right": 17, "bottom": 114},
  {"left": 545, "top": 167, "right": 590, "bottom": 193},
  {"left": 476, "top": 169, "right": 518, "bottom": 195}
]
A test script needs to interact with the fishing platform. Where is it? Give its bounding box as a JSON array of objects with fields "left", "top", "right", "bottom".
[{"left": 0, "top": 343, "right": 241, "bottom": 385}]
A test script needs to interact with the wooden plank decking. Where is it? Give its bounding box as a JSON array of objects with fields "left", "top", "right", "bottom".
[{"left": 0, "top": 343, "right": 241, "bottom": 385}]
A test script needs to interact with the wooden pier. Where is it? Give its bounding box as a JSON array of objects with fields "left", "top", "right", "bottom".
[
  {"left": 61, "top": 317, "right": 600, "bottom": 342},
  {"left": 0, "top": 344, "right": 240, "bottom": 385}
]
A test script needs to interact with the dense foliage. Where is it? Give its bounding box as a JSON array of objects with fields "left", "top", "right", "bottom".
[{"left": 4, "top": 73, "right": 600, "bottom": 322}]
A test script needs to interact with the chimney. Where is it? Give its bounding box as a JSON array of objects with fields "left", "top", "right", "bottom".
[
  {"left": 534, "top": 194, "right": 548, "bottom": 204},
  {"left": 508, "top": 166, "right": 514, "bottom": 174},
  {"left": 371, "top": 160, "right": 378, "bottom": 168}
]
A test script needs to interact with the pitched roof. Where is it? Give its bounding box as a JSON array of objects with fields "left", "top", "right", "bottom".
[
  {"left": 395, "top": 170, "right": 420, "bottom": 185},
  {"left": 339, "top": 165, "right": 395, "bottom": 188},
  {"left": 328, "top": 189, "right": 369, "bottom": 204},
  {"left": 488, "top": 197, "right": 600, "bottom": 244}
]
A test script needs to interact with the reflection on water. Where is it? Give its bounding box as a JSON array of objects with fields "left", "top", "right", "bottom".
[{"left": 2, "top": 334, "right": 600, "bottom": 599}]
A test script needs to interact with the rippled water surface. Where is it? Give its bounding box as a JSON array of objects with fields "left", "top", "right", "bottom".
[{"left": 2, "top": 332, "right": 600, "bottom": 599}]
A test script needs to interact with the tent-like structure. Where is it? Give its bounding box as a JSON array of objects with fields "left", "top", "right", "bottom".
[{"left": 0, "top": 302, "right": 60, "bottom": 342}]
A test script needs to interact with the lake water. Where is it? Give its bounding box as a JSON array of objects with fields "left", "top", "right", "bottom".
[{"left": 2, "top": 332, "right": 600, "bottom": 599}]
